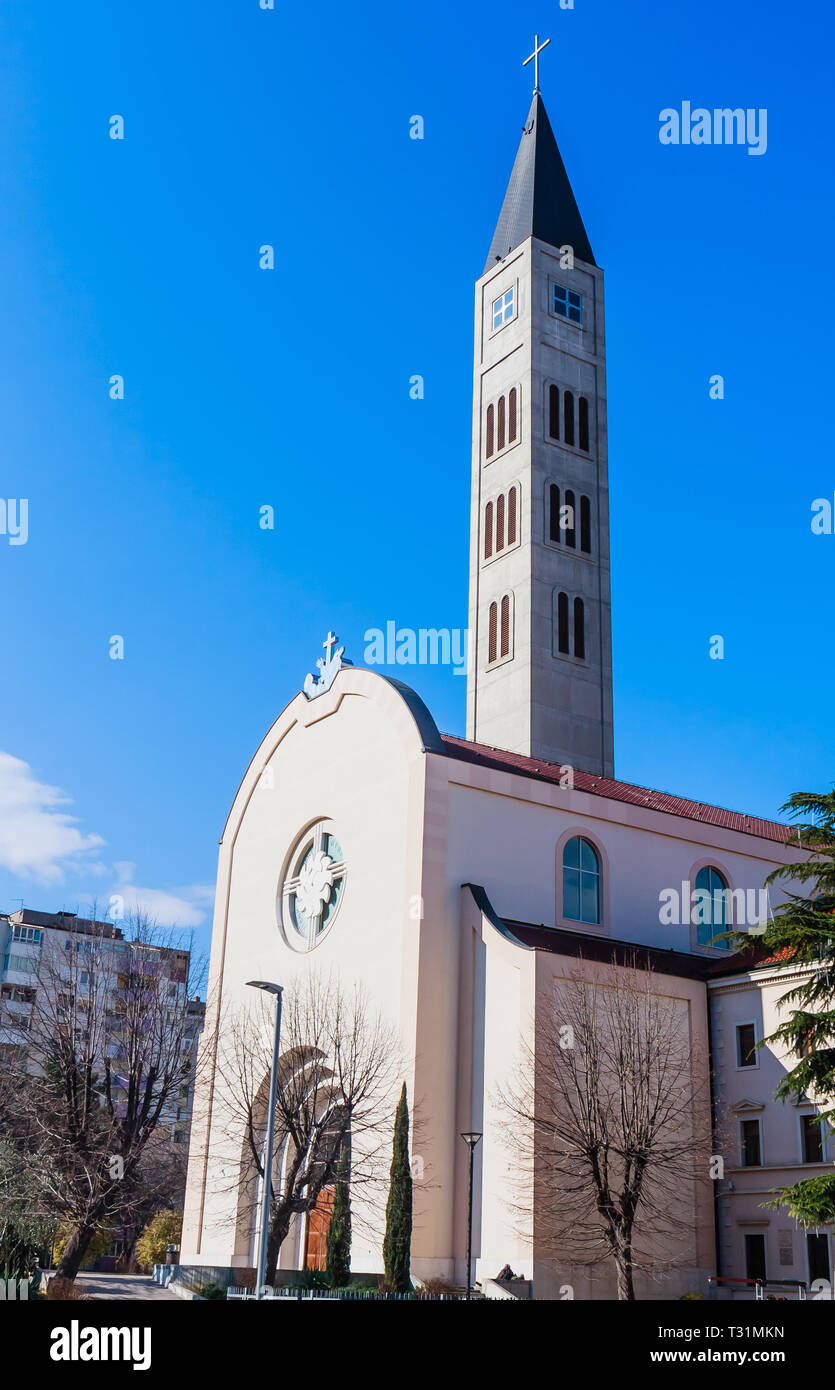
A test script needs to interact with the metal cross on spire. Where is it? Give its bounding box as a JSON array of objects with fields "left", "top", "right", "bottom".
[{"left": 522, "top": 33, "right": 551, "bottom": 94}]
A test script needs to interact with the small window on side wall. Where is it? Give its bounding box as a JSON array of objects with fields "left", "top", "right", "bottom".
[
  {"left": 562, "top": 836, "right": 600, "bottom": 925},
  {"left": 736, "top": 1022, "right": 757, "bottom": 1068},
  {"left": 492, "top": 288, "right": 515, "bottom": 331},
  {"left": 553, "top": 284, "right": 582, "bottom": 324},
  {"left": 694, "top": 865, "right": 730, "bottom": 948}
]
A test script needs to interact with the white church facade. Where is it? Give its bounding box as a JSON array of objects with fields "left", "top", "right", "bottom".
[{"left": 181, "top": 76, "right": 829, "bottom": 1299}]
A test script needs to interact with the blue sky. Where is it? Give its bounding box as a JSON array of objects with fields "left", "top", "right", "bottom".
[{"left": 1, "top": 0, "right": 832, "bottom": 957}]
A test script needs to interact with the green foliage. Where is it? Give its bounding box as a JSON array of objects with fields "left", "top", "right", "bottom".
[
  {"left": 729, "top": 790, "right": 835, "bottom": 1222},
  {"left": 134, "top": 1210, "right": 183, "bottom": 1271},
  {"left": 325, "top": 1147, "right": 352, "bottom": 1288},
  {"left": 197, "top": 1282, "right": 226, "bottom": 1300},
  {"left": 764, "top": 1173, "right": 835, "bottom": 1227},
  {"left": 52, "top": 1224, "right": 114, "bottom": 1271},
  {"left": 382, "top": 1082, "right": 413, "bottom": 1294}
]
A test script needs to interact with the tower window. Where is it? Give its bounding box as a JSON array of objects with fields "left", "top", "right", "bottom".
[
  {"left": 497, "top": 395, "right": 506, "bottom": 452},
  {"left": 553, "top": 284, "right": 583, "bottom": 324},
  {"left": 578, "top": 396, "right": 590, "bottom": 452},
  {"left": 508, "top": 387, "right": 517, "bottom": 443},
  {"left": 574, "top": 598, "right": 585, "bottom": 660},
  {"left": 557, "top": 591, "right": 569, "bottom": 654},
  {"left": 487, "top": 593, "right": 513, "bottom": 665},
  {"left": 500, "top": 595, "right": 511, "bottom": 658},
  {"left": 496, "top": 492, "right": 505, "bottom": 552},
  {"left": 548, "top": 384, "right": 560, "bottom": 441},
  {"left": 549, "top": 484, "right": 561, "bottom": 543},
  {"left": 562, "top": 836, "right": 600, "bottom": 924},
  {"left": 563, "top": 391, "right": 575, "bottom": 447},
  {"left": 507, "top": 485, "right": 517, "bottom": 546},
  {"left": 564, "top": 489, "right": 576, "bottom": 548},
  {"left": 492, "top": 288, "right": 515, "bottom": 330},
  {"left": 484, "top": 501, "right": 494, "bottom": 559},
  {"left": 580, "top": 495, "right": 591, "bottom": 553},
  {"left": 486, "top": 404, "right": 495, "bottom": 459}
]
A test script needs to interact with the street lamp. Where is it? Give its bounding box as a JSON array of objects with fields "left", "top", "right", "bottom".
[
  {"left": 247, "top": 980, "right": 283, "bottom": 1300},
  {"left": 460, "top": 1131, "right": 482, "bottom": 1300}
]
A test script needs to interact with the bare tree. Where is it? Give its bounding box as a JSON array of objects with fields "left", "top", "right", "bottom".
[
  {"left": 5, "top": 910, "right": 205, "bottom": 1279},
  {"left": 500, "top": 958, "right": 713, "bottom": 1300},
  {"left": 215, "top": 973, "right": 398, "bottom": 1283}
]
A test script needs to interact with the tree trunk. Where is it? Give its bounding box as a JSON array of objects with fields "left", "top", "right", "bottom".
[
  {"left": 265, "top": 1207, "right": 293, "bottom": 1285},
  {"left": 616, "top": 1244, "right": 635, "bottom": 1301},
  {"left": 56, "top": 1221, "right": 98, "bottom": 1281}
]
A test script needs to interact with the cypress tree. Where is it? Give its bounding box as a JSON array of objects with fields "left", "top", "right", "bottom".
[
  {"left": 732, "top": 790, "right": 835, "bottom": 1222},
  {"left": 383, "top": 1082, "right": 413, "bottom": 1292},
  {"left": 325, "top": 1147, "right": 352, "bottom": 1289}
]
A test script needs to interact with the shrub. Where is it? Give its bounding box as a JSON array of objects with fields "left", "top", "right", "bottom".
[{"left": 135, "top": 1211, "right": 183, "bottom": 1271}]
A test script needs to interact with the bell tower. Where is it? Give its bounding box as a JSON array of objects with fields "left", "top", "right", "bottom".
[{"left": 465, "top": 52, "right": 614, "bottom": 779}]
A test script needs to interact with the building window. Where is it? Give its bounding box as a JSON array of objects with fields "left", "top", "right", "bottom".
[
  {"left": 549, "top": 484, "right": 561, "bottom": 543},
  {"left": 549, "top": 384, "right": 560, "bottom": 440},
  {"left": 574, "top": 598, "right": 585, "bottom": 660},
  {"left": 563, "top": 836, "right": 601, "bottom": 925},
  {"left": 488, "top": 595, "right": 513, "bottom": 664},
  {"left": 580, "top": 495, "right": 591, "bottom": 553},
  {"left": 564, "top": 489, "right": 576, "bottom": 547},
  {"left": 807, "top": 1233, "right": 831, "bottom": 1285},
  {"left": 492, "top": 288, "right": 515, "bottom": 330},
  {"left": 694, "top": 865, "right": 730, "bottom": 948},
  {"left": 553, "top": 283, "right": 582, "bottom": 324},
  {"left": 486, "top": 404, "right": 495, "bottom": 459},
  {"left": 740, "top": 1119, "right": 762, "bottom": 1167},
  {"left": 10, "top": 927, "right": 42, "bottom": 944},
  {"left": 507, "top": 485, "right": 517, "bottom": 546},
  {"left": 564, "top": 391, "right": 575, "bottom": 447},
  {"left": 497, "top": 395, "right": 506, "bottom": 451},
  {"left": 802, "top": 1114, "right": 824, "bottom": 1164},
  {"left": 555, "top": 591, "right": 585, "bottom": 660},
  {"left": 744, "top": 1233, "right": 767, "bottom": 1282},
  {"left": 280, "top": 822, "right": 347, "bottom": 951},
  {"left": 508, "top": 387, "right": 518, "bottom": 444},
  {"left": 484, "top": 487, "right": 520, "bottom": 563},
  {"left": 736, "top": 1022, "right": 757, "bottom": 1068},
  {"left": 480, "top": 503, "right": 494, "bottom": 556},
  {"left": 578, "top": 396, "right": 590, "bottom": 452},
  {"left": 485, "top": 389, "right": 521, "bottom": 462},
  {"left": 500, "top": 595, "right": 511, "bottom": 658},
  {"left": 557, "top": 590, "right": 570, "bottom": 654}
]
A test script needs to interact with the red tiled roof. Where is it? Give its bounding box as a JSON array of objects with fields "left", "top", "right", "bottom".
[{"left": 439, "top": 735, "right": 795, "bottom": 845}]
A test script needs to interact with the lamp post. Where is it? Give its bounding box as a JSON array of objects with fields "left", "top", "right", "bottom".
[
  {"left": 460, "top": 1131, "right": 482, "bottom": 1300},
  {"left": 247, "top": 980, "right": 283, "bottom": 1300}
]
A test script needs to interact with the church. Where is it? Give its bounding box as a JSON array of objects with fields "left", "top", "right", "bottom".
[{"left": 180, "top": 58, "right": 826, "bottom": 1299}]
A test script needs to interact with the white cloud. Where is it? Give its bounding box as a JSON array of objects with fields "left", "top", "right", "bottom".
[
  {"left": 110, "top": 864, "right": 214, "bottom": 928},
  {"left": 0, "top": 751, "right": 106, "bottom": 882}
]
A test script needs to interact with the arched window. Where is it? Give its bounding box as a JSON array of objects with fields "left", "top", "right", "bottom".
[
  {"left": 580, "top": 495, "right": 591, "bottom": 554},
  {"left": 508, "top": 388, "right": 518, "bottom": 443},
  {"left": 484, "top": 501, "right": 494, "bottom": 559},
  {"left": 500, "top": 594, "right": 511, "bottom": 658},
  {"left": 549, "top": 484, "right": 560, "bottom": 543},
  {"left": 557, "top": 591, "right": 570, "bottom": 654},
  {"left": 549, "top": 384, "right": 560, "bottom": 441},
  {"left": 564, "top": 391, "right": 575, "bottom": 447},
  {"left": 497, "top": 395, "right": 506, "bottom": 452},
  {"left": 694, "top": 866, "right": 730, "bottom": 948},
  {"left": 496, "top": 493, "right": 505, "bottom": 552},
  {"left": 507, "top": 486, "right": 517, "bottom": 546},
  {"left": 563, "top": 836, "right": 601, "bottom": 924},
  {"left": 486, "top": 404, "right": 495, "bottom": 460},
  {"left": 574, "top": 597, "right": 585, "bottom": 660},
  {"left": 564, "top": 488, "right": 576, "bottom": 548},
  {"left": 488, "top": 602, "right": 498, "bottom": 664},
  {"left": 579, "top": 396, "right": 590, "bottom": 452}
]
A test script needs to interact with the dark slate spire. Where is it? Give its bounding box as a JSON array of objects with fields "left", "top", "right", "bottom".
[{"left": 484, "top": 93, "right": 596, "bottom": 272}]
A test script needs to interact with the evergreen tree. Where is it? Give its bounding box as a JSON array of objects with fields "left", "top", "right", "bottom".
[
  {"left": 383, "top": 1082, "right": 412, "bottom": 1292},
  {"left": 325, "top": 1148, "right": 352, "bottom": 1289},
  {"left": 733, "top": 790, "right": 835, "bottom": 1222}
]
